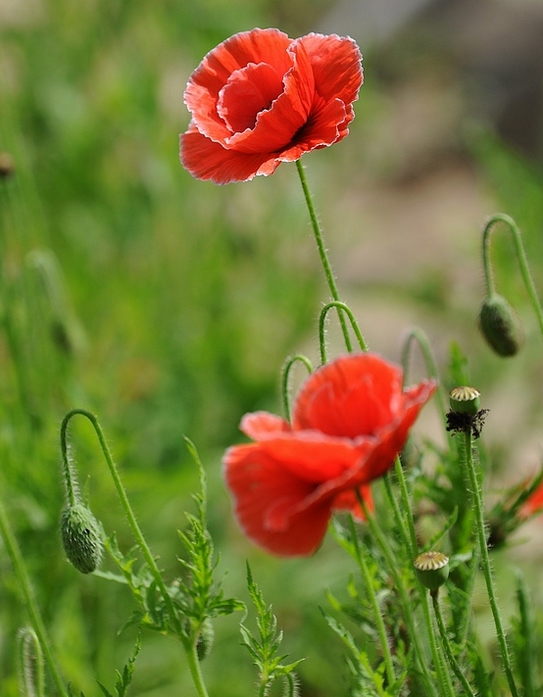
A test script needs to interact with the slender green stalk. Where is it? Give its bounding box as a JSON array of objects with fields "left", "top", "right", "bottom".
[
  {"left": 482, "top": 213, "right": 543, "bottom": 340},
  {"left": 462, "top": 428, "right": 519, "bottom": 697},
  {"left": 61, "top": 410, "right": 212, "bottom": 697},
  {"left": 347, "top": 515, "right": 396, "bottom": 687},
  {"left": 60, "top": 410, "right": 183, "bottom": 638},
  {"left": 382, "top": 468, "right": 455, "bottom": 697},
  {"left": 18, "top": 627, "right": 46, "bottom": 697},
  {"left": 318, "top": 301, "right": 368, "bottom": 364},
  {"left": 0, "top": 502, "right": 69, "bottom": 697},
  {"left": 360, "top": 499, "right": 442, "bottom": 697},
  {"left": 281, "top": 354, "right": 313, "bottom": 422},
  {"left": 400, "top": 327, "right": 447, "bottom": 425},
  {"left": 295, "top": 160, "right": 352, "bottom": 352},
  {"left": 431, "top": 592, "right": 476, "bottom": 697}
]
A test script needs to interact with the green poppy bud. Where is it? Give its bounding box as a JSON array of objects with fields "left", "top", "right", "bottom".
[
  {"left": 61, "top": 503, "right": 103, "bottom": 574},
  {"left": 414, "top": 551, "right": 449, "bottom": 592},
  {"left": 478, "top": 294, "right": 523, "bottom": 357},
  {"left": 449, "top": 386, "right": 481, "bottom": 416},
  {"left": 196, "top": 619, "right": 214, "bottom": 661}
]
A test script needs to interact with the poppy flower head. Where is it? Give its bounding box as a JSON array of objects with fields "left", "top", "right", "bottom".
[
  {"left": 180, "top": 28, "right": 363, "bottom": 184},
  {"left": 223, "top": 353, "right": 436, "bottom": 556}
]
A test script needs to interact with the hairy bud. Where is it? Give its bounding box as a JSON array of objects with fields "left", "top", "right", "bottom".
[
  {"left": 196, "top": 619, "right": 215, "bottom": 661},
  {"left": 478, "top": 294, "right": 523, "bottom": 357},
  {"left": 61, "top": 503, "right": 103, "bottom": 574}
]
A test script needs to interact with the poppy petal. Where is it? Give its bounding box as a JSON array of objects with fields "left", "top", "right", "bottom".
[
  {"left": 298, "top": 33, "right": 363, "bottom": 106},
  {"left": 240, "top": 412, "right": 291, "bottom": 439},
  {"left": 223, "top": 442, "right": 334, "bottom": 555},
  {"left": 293, "top": 353, "right": 404, "bottom": 437},
  {"left": 180, "top": 129, "right": 280, "bottom": 184}
]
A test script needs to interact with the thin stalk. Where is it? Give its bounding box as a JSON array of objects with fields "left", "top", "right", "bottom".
[
  {"left": 360, "top": 499, "right": 440, "bottom": 697},
  {"left": 60, "top": 410, "right": 183, "bottom": 638},
  {"left": 318, "top": 301, "right": 368, "bottom": 364},
  {"left": 382, "top": 468, "right": 455, "bottom": 697},
  {"left": 462, "top": 428, "right": 519, "bottom": 697},
  {"left": 184, "top": 638, "right": 211, "bottom": 697},
  {"left": 400, "top": 327, "right": 447, "bottom": 426},
  {"left": 482, "top": 213, "right": 543, "bottom": 340},
  {"left": 295, "top": 160, "right": 352, "bottom": 352},
  {"left": 431, "top": 592, "right": 476, "bottom": 697},
  {"left": 0, "top": 502, "right": 69, "bottom": 697},
  {"left": 347, "top": 515, "right": 396, "bottom": 687},
  {"left": 281, "top": 354, "right": 313, "bottom": 422}
]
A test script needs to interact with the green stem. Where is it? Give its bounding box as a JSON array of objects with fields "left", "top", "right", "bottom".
[
  {"left": 60, "top": 410, "right": 183, "bottom": 638},
  {"left": 462, "top": 428, "right": 519, "bottom": 697},
  {"left": 281, "top": 354, "right": 313, "bottom": 423},
  {"left": 482, "top": 213, "right": 543, "bottom": 340},
  {"left": 184, "top": 639, "right": 211, "bottom": 697},
  {"left": 0, "top": 502, "right": 69, "bottom": 697},
  {"left": 318, "top": 301, "right": 368, "bottom": 364},
  {"left": 432, "top": 592, "right": 476, "bottom": 697},
  {"left": 400, "top": 327, "right": 447, "bottom": 426},
  {"left": 361, "top": 500, "right": 440, "bottom": 697},
  {"left": 295, "top": 160, "right": 352, "bottom": 352},
  {"left": 383, "top": 467, "right": 455, "bottom": 697},
  {"left": 348, "top": 514, "right": 396, "bottom": 687}
]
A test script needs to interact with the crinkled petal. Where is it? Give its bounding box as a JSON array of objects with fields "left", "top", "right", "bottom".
[
  {"left": 180, "top": 129, "right": 280, "bottom": 184},
  {"left": 225, "top": 39, "right": 315, "bottom": 154},
  {"left": 223, "top": 442, "right": 335, "bottom": 556},
  {"left": 184, "top": 29, "right": 293, "bottom": 143},
  {"left": 293, "top": 353, "right": 405, "bottom": 437},
  {"left": 298, "top": 33, "right": 363, "bottom": 106}
]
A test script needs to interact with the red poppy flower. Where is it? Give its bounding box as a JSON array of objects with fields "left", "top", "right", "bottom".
[
  {"left": 180, "top": 28, "right": 363, "bottom": 185},
  {"left": 223, "top": 353, "right": 437, "bottom": 556}
]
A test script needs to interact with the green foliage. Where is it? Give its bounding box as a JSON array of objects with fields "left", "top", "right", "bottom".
[
  {"left": 97, "top": 635, "right": 141, "bottom": 697},
  {"left": 240, "top": 564, "right": 303, "bottom": 697}
]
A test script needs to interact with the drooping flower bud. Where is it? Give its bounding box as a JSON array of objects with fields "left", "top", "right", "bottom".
[
  {"left": 196, "top": 618, "right": 215, "bottom": 661},
  {"left": 449, "top": 386, "right": 480, "bottom": 416},
  {"left": 61, "top": 502, "right": 103, "bottom": 574},
  {"left": 414, "top": 551, "right": 449, "bottom": 592},
  {"left": 478, "top": 294, "right": 523, "bottom": 357}
]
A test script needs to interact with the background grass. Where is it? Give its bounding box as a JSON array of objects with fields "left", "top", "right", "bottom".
[{"left": 1, "top": 0, "right": 543, "bottom": 695}]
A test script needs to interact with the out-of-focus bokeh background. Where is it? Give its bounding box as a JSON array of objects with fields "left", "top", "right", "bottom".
[{"left": 1, "top": 0, "right": 543, "bottom": 694}]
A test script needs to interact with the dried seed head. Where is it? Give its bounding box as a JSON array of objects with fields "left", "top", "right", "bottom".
[
  {"left": 414, "top": 551, "right": 449, "bottom": 591},
  {"left": 60, "top": 503, "right": 103, "bottom": 574},
  {"left": 449, "top": 386, "right": 481, "bottom": 416},
  {"left": 479, "top": 294, "right": 523, "bottom": 357}
]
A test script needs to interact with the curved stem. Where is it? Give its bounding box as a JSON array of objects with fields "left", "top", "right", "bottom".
[
  {"left": 319, "top": 301, "right": 368, "bottom": 364},
  {"left": 347, "top": 514, "right": 396, "bottom": 687},
  {"left": 432, "top": 592, "right": 476, "bottom": 697},
  {"left": 0, "top": 502, "right": 69, "bottom": 697},
  {"left": 482, "top": 213, "right": 543, "bottom": 340},
  {"left": 281, "top": 354, "right": 313, "bottom": 422},
  {"left": 462, "top": 428, "right": 519, "bottom": 697},
  {"left": 60, "top": 409, "right": 183, "bottom": 637},
  {"left": 400, "top": 327, "right": 447, "bottom": 426},
  {"left": 295, "top": 160, "right": 352, "bottom": 352}
]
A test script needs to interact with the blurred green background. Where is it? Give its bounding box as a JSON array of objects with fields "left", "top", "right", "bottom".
[{"left": 1, "top": 0, "right": 543, "bottom": 694}]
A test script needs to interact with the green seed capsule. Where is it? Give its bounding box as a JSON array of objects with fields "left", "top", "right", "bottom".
[
  {"left": 61, "top": 503, "right": 103, "bottom": 574},
  {"left": 478, "top": 294, "right": 523, "bottom": 357},
  {"left": 449, "top": 386, "right": 481, "bottom": 415},
  {"left": 414, "top": 551, "right": 449, "bottom": 591}
]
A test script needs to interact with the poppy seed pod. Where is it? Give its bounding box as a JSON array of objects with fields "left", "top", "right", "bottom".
[
  {"left": 449, "top": 386, "right": 481, "bottom": 416},
  {"left": 478, "top": 294, "right": 523, "bottom": 357},
  {"left": 61, "top": 502, "right": 103, "bottom": 574},
  {"left": 414, "top": 551, "right": 449, "bottom": 592}
]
